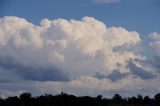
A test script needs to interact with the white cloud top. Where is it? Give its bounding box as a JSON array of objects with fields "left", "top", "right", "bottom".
[{"left": 0, "top": 16, "right": 141, "bottom": 74}]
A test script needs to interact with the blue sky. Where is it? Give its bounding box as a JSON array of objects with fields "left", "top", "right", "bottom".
[
  {"left": 0, "top": 0, "right": 160, "bottom": 98},
  {"left": 1, "top": 0, "right": 160, "bottom": 35}
]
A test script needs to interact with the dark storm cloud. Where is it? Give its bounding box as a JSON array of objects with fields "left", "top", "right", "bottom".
[
  {"left": 0, "top": 57, "right": 70, "bottom": 82},
  {"left": 0, "top": 79, "right": 10, "bottom": 83},
  {"left": 95, "top": 59, "right": 158, "bottom": 81},
  {"left": 19, "top": 67, "right": 70, "bottom": 82},
  {"left": 127, "top": 61, "right": 156, "bottom": 79},
  {"left": 107, "top": 70, "right": 128, "bottom": 81},
  {"left": 94, "top": 70, "right": 128, "bottom": 82},
  {"left": 94, "top": 72, "right": 107, "bottom": 79}
]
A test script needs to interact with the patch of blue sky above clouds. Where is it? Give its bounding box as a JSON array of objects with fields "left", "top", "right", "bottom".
[
  {"left": 0, "top": 0, "right": 160, "bottom": 35},
  {"left": 0, "top": 0, "right": 160, "bottom": 98}
]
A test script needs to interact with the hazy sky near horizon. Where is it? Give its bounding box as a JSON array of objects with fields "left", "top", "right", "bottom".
[{"left": 0, "top": 0, "right": 160, "bottom": 98}]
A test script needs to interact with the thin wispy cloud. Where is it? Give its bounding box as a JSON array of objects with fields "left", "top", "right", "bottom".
[{"left": 93, "top": 0, "right": 120, "bottom": 4}]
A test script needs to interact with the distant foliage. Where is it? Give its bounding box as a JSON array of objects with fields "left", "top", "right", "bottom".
[{"left": 0, "top": 92, "right": 160, "bottom": 106}]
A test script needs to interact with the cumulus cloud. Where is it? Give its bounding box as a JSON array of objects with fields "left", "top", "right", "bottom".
[
  {"left": 0, "top": 16, "right": 142, "bottom": 78},
  {"left": 149, "top": 32, "right": 160, "bottom": 56},
  {"left": 0, "top": 16, "right": 159, "bottom": 97},
  {"left": 143, "top": 32, "right": 160, "bottom": 75}
]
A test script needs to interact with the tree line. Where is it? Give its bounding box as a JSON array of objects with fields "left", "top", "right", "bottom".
[{"left": 0, "top": 92, "right": 160, "bottom": 106}]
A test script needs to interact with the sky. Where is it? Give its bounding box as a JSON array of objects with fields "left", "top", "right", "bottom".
[{"left": 0, "top": 0, "right": 160, "bottom": 98}]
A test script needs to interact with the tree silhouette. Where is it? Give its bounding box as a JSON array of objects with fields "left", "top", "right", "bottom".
[
  {"left": 155, "top": 93, "right": 160, "bottom": 105},
  {"left": 19, "top": 92, "right": 31, "bottom": 100},
  {"left": 112, "top": 94, "right": 123, "bottom": 104},
  {"left": 143, "top": 95, "right": 153, "bottom": 105},
  {"left": 137, "top": 94, "right": 143, "bottom": 104},
  {"left": 0, "top": 92, "right": 160, "bottom": 106}
]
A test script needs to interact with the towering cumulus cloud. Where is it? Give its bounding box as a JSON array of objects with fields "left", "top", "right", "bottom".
[{"left": 0, "top": 16, "right": 159, "bottom": 98}]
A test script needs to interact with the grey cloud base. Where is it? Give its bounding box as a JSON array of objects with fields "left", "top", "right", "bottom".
[{"left": 0, "top": 57, "right": 69, "bottom": 81}]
